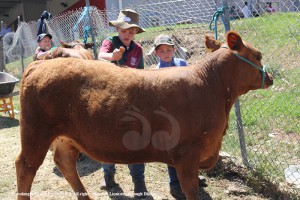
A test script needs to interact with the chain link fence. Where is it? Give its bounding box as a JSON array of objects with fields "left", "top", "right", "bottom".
[{"left": 1, "top": 0, "right": 299, "bottom": 198}]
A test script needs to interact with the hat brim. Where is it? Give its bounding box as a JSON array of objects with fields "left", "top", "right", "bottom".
[
  {"left": 109, "top": 21, "right": 145, "bottom": 34},
  {"left": 147, "top": 42, "right": 175, "bottom": 55},
  {"left": 44, "top": 33, "right": 52, "bottom": 39}
]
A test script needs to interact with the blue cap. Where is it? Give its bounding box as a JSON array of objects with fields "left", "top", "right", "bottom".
[{"left": 37, "top": 33, "right": 52, "bottom": 42}]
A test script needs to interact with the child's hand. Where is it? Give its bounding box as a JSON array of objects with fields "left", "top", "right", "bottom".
[
  {"left": 111, "top": 47, "right": 125, "bottom": 61},
  {"left": 119, "top": 46, "right": 125, "bottom": 53}
]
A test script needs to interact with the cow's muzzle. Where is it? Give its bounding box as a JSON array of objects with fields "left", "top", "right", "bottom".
[{"left": 262, "top": 72, "right": 273, "bottom": 89}]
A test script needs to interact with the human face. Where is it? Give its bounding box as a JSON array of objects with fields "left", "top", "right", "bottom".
[
  {"left": 155, "top": 44, "right": 175, "bottom": 63},
  {"left": 38, "top": 36, "right": 52, "bottom": 51},
  {"left": 117, "top": 27, "right": 138, "bottom": 47}
]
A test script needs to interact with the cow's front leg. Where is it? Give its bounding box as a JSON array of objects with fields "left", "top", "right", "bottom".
[{"left": 175, "top": 159, "right": 199, "bottom": 200}]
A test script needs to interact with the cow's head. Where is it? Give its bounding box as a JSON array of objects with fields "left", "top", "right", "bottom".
[
  {"left": 60, "top": 40, "right": 93, "bottom": 49},
  {"left": 60, "top": 40, "right": 72, "bottom": 48},
  {"left": 84, "top": 42, "right": 94, "bottom": 49},
  {"left": 225, "top": 31, "right": 273, "bottom": 92}
]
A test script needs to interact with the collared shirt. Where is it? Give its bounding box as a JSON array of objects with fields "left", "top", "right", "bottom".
[
  {"left": 99, "top": 36, "right": 144, "bottom": 69},
  {"left": 156, "top": 57, "right": 187, "bottom": 69}
]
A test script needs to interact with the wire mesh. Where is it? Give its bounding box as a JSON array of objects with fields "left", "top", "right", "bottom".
[{"left": 1, "top": 0, "right": 299, "bottom": 197}]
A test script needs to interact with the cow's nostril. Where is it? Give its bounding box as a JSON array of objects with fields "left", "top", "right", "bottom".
[{"left": 267, "top": 74, "right": 273, "bottom": 85}]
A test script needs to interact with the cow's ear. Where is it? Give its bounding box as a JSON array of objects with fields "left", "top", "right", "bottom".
[
  {"left": 204, "top": 35, "right": 221, "bottom": 52},
  {"left": 226, "top": 31, "right": 243, "bottom": 51}
]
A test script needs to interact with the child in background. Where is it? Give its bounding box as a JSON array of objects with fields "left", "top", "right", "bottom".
[
  {"left": 153, "top": 34, "right": 187, "bottom": 69},
  {"left": 97, "top": 9, "right": 148, "bottom": 199},
  {"left": 241, "top": 2, "right": 251, "bottom": 18},
  {"left": 33, "top": 33, "right": 52, "bottom": 61},
  {"left": 153, "top": 34, "right": 207, "bottom": 199},
  {"left": 266, "top": 2, "right": 276, "bottom": 13}
]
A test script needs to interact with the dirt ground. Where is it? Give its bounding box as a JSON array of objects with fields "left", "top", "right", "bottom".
[{"left": 0, "top": 117, "right": 274, "bottom": 200}]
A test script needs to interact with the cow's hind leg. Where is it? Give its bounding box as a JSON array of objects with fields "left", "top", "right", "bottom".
[
  {"left": 53, "top": 138, "right": 93, "bottom": 200},
  {"left": 15, "top": 131, "right": 51, "bottom": 200}
]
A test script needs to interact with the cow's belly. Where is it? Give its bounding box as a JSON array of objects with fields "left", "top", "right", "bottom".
[
  {"left": 60, "top": 133, "right": 171, "bottom": 165},
  {"left": 198, "top": 151, "right": 220, "bottom": 170}
]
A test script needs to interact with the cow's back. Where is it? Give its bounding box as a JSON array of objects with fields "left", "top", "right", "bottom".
[{"left": 21, "top": 58, "right": 138, "bottom": 123}]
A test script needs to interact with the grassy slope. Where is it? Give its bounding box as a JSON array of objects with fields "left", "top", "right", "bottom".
[{"left": 221, "top": 13, "right": 299, "bottom": 194}]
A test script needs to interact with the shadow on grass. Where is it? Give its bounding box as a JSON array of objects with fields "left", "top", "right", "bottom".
[
  {"left": 0, "top": 116, "right": 19, "bottom": 129},
  {"left": 199, "top": 187, "right": 213, "bottom": 200},
  {"left": 207, "top": 156, "right": 298, "bottom": 199},
  {"left": 245, "top": 170, "right": 299, "bottom": 200},
  {"left": 53, "top": 153, "right": 101, "bottom": 177}
]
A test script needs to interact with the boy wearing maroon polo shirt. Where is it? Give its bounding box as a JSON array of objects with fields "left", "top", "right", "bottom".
[
  {"left": 98, "top": 9, "right": 147, "bottom": 199},
  {"left": 98, "top": 9, "right": 145, "bottom": 69}
]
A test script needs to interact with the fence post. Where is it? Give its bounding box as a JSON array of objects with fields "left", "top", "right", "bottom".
[
  {"left": 221, "top": 0, "right": 230, "bottom": 32},
  {"left": 18, "top": 16, "right": 25, "bottom": 74},
  {"left": 85, "top": 0, "right": 98, "bottom": 60},
  {"left": 221, "top": 0, "right": 249, "bottom": 167},
  {"left": 0, "top": 40, "right": 4, "bottom": 72},
  {"left": 0, "top": 21, "right": 5, "bottom": 72},
  {"left": 234, "top": 99, "right": 250, "bottom": 167}
]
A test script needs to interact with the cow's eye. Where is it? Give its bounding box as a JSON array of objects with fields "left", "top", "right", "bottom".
[{"left": 257, "top": 56, "right": 262, "bottom": 62}]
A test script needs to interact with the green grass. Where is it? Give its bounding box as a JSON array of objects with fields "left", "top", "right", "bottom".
[
  {"left": 214, "top": 13, "right": 299, "bottom": 196},
  {"left": 222, "top": 65, "right": 299, "bottom": 193},
  {"left": 4, "top": 57, "right": 32, "bottom": 79},
  {"left": 220, "top": 12, "right": 300, "bottom": 70},
  {"left": 229, "top": 12, "right": 300, "bottom": 45}
]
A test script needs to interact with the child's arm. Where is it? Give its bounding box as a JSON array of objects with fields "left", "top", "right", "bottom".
[
  {"left": 98, "top": 46, "right": 125, "bottom": 61},
  {"left": 35, "top": 46, "right": 56, "bottom": 60},
  {"left": 36, "top": 51, "right": 49, "bottom": 60}
]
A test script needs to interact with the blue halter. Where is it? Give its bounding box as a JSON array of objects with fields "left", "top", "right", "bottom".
[{"left": 222, "top": 46, "right": 266, "bottom": 88}]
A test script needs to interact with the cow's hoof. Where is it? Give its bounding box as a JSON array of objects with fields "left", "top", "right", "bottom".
[{"left": 170, "top": 185, "right": 186, "bottom": 200}]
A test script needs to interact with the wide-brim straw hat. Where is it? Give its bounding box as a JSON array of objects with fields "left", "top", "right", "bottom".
[{"left": 109, "top": 9, "right": 145, "bottom": 34}]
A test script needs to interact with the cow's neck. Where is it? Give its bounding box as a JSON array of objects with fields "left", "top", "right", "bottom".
[{"left": 194, "top": 51, "right": 241, "bottom": 114}]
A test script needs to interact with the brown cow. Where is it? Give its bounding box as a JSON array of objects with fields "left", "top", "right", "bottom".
[
  {"left": 44, "top": 40, "right": 94, "bottom": 60},
  {"left": 16, "top": 31, "right": 273, "bottom": 200}
]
